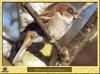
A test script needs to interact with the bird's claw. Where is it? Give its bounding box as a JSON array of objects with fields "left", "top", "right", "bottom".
[{"left": 57, "top": 47, "right": 70, "bottom": 64}]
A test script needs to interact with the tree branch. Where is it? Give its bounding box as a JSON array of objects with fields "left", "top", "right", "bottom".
[
  {"left": 67, "top": 10, "right": 97, "bottom": 65},
  {"left": 20, "top": 3, "right": 65, "bottom": 61}
]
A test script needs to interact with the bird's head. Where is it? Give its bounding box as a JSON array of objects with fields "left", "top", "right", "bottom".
[
  {"left": 40, "top": 4, "right": 81, "bottom": 24},
  {"left": 57, "top": 4, "right": 81, "bottom": 19}
]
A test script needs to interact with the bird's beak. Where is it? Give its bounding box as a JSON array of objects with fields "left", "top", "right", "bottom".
[{"left": 73, "top": 14, "right": 81, "bottom": 19}]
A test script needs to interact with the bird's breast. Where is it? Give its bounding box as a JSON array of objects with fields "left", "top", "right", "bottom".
[{"left": 45, "top": 15, "right": 67, "bottom": 40}]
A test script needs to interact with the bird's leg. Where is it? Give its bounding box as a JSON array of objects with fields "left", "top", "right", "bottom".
[
  {"left": 49, "top": 38, "right": 70, "bottom": 65},
  {"left": 61, "top": 47, "right": 70, "bottom": 62},
  {"left": 12, "top": 31, "right": 37, "bottom": 64}
]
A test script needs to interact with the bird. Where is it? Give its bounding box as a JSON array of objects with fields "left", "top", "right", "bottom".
[
  {"left": 40, "top": 3, "right": 81, "bottom": 65},
  {"left": 40, "top": 3, "right": 81, "bottom": 41}
]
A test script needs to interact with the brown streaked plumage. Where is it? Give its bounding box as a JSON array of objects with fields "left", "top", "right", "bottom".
[
  {"left": 40, "top": 3, "right": 80, "bottom": 41},
  {"left": 40, "top": 3, "right": 80, "bottom": 64}
]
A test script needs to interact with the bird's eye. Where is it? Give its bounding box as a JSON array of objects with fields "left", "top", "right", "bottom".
[
  {"left": 67, "top": 8, "right": 78, "bottom": 15},
  {"left": 71, "top": 10, "right": 78, "bottom": 15},
  {"left": 71, "top": 11, "right": 74, "bottom": 14},
  {"left": 68, "top": 9, "right": 74, "bottom": 14}
]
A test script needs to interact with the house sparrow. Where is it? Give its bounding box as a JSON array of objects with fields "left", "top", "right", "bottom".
[
  {"left": 40, "top": 3, "right": 80, "bottom": 41},
  {"left": 40, "top": 3, "right": 81, "bottom": 64}
]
